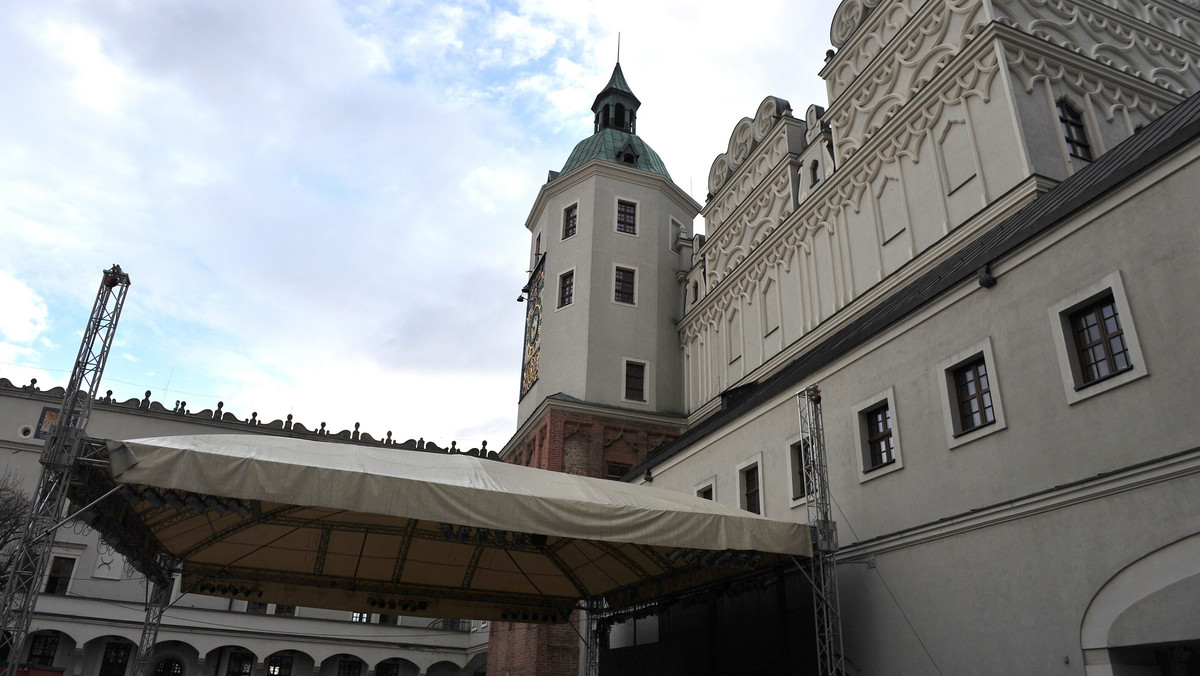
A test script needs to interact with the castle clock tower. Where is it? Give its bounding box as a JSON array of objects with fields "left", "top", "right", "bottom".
[{"left": 489, "top": 63, "right": 701, "bottom": 676}]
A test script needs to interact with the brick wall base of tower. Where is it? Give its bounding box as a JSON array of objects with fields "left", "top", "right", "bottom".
[
  {"left": 486, "top": 403, "right": 685, "bottom": 676},
  {"left": 485, "top": 612, "right": 582, "bottom": 676}
]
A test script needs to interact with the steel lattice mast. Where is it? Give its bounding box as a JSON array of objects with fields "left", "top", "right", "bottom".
[
  {"left": 0, "top": 265, "right": 131, "bottom": 671},
  {"left": 797, "top": 385, "right": 845, "bottom": 676}
]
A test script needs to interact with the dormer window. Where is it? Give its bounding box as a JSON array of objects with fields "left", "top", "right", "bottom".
[
  {"left": 810, "top": 160, "right": 821, "bottom": 186},
  {"left": 617, "top": 141, "right": 640, "bottom": 166},
  {"left": 1057, "top": 99, "right": 1093, "bottom": 161}
]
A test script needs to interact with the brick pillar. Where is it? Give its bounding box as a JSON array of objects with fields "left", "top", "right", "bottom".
[{"left": 487, "top": 405, "right": 683, "bottom": 676}]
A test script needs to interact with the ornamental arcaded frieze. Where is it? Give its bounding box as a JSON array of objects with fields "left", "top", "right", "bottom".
[
  {"left": 706, "top": 96, "right": 794, "bottom": 196},
  {"left": 828, "top": 0, "right": 988, "bottom": 161},
  {"left": 705, "top": 170, "right": 796, "bottom": 288},
  {"left": 1078, "top": 0, "right": 1200, "bottom": 41},
  {"left": 1004, "top": 43, "right": 1178, "bottom": 118},
  {"left": 705, "top": 132, "right": 795, "bottom": 233},
  {"left": 685, "top": 45, "right": 1004, "bottom": 342},
  {"left": 826, "top": 0, "right": 927, "bottom": 102},
  {"left": 992, "top": 0, "right": 1200, "bottom": 95}
]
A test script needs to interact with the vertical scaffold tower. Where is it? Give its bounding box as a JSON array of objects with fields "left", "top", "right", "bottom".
[
  {"left": 0, "top": 265, "right": 131, "bottom": 672},
  {"left": 796, "top": 385, "right": 845, "bottom": 676}
]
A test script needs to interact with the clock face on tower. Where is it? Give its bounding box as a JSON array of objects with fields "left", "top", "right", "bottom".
[{"left": 520, "top": 260, "right": 544, "bottom": 399}]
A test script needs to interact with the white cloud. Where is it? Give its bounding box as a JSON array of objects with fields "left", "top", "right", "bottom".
[{"left": 0, "top": 270, "right": 48, "bottom": 344}]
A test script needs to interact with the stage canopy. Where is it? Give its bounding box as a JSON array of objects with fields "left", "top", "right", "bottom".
[{"left": 79, "top": 435, "right": 811, "bottom": 623}]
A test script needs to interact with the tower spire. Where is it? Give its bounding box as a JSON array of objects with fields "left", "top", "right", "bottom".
[{"left": 591, "top": 62, "right": 640, "bottom": 134}]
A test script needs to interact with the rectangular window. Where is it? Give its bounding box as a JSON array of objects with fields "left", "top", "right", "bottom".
[
  {"left": 246, "top": 601, "right": 268, "bottom": 614},
  {"left": 563, "top": 204, "right": 578, "bottom": 239},
  {"left": 1070, "top": 294, "right": 1131, "bottom": 386},
  {"left": 953, "top": 357, "right": 995, "bottom": 433},
  {"left": 273, "top": 604, "right": 296, "bottom": 616},
  {"left": 938, "top": 339, "right": 1008, "bottom": 448},
  {"left": 99, "top": 643, "right": 133, "bottom": 676},
  {"left": 790, "top": 439, "right": 812, "bottom": 501},
  {"left": 740, "top": 464, "right": 760, "bottom": 515},
  {"left": 351, "top": 612, "right": 371, "bottom": 623},
  {"left": 617, "top": 200, "right": 637, "bottom": 234},
  {"left": 624, "top": 361, "right": 646, "bottom": 402},
  {"left": 378, "top": 614, "right": 398, "bottom": 625},
  {"left": 853, "top": 388, "right": 903, "bottom": 481},
  {"left": 605, "top": 462, "right": 631, "bottom": 480},
  {"left": 267, "top": 656, "right": 293, "bottom": 676},
  {"left": 614, "top": 267, "right": 635, "bottom": 304},
  {"left": 1057, "top": 100, "right": 1093, "bottom": 161},
  {"left": 558, "top": 270, "right": 574, "bottom": 308},
  {"left": 863, "top": 403, "right": 895, "bottom": 471},
  {"left": 44, "top": 556, "right": 74, "bottom": 595},
  {"left": 1049, "top": 271, "right": 1147, "bottom": 405},
  {"left": 28, "top": 635, "right": 59, "bottom": 667}
]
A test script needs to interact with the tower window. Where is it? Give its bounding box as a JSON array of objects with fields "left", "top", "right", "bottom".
[
  {"left": 558, "top": 270, "right": 574, "bottom": 308},
  {"left": 616, "top": 200, "right": 637, "bottom": 234},
  {"left": 810, "top": 160, "right": 821, "bottom": 186},
  {"left": 624, "top": 360, "right": 646, "bottom": 402},
  {"left": 614, "top": 267, "right": 635, "bottom": 304},
  {"left": 1057, "top": 100, "right": 1093, "bottom": 161},
  {"left": 563, "top": 204, "right": 578, "bottom": 239}
]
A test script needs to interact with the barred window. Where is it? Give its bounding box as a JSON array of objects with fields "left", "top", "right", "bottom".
[
  {"left": 614, "top": 267, "right": 635, "bottom": 304},
  {"left": 617, "top": 200, "right": 637, "bottom": 234}
]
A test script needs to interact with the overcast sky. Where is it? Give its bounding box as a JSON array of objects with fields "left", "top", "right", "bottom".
[{"left": 0, "top": 0, "right": 841, "bottom": 448}]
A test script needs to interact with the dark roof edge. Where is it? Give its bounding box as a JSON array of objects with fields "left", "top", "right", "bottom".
[{"left": 630, "top": 92, "right": 1200, "bottom": 478}]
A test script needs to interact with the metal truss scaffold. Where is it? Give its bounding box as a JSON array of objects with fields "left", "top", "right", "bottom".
[
  {"left": 583, "top": 597, "right": 602, "bottom": 676},
  {"left": 797, "top": 385, "right": 846, "bottom": 676},
  {"left": 0, "top": 265, "right": 131, "bottom": 673}
]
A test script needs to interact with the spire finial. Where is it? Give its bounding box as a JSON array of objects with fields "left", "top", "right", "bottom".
[{"left": 617, "top": 32, "right": 621, "bottom": 63}]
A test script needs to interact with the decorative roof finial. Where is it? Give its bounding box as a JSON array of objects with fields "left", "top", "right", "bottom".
[{"left": 617, "top": 32, "right": 621, "bottom": 64}]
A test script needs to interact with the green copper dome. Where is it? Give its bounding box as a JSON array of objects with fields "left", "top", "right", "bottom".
[{"left": 558, "top": 128, "right": 672, "bottom": 179}]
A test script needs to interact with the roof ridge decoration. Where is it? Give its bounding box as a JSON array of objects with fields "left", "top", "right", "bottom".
[
  {"left": 707, "top": 96, "right": 794, "bottom": 197},
  {"left": 0, "top": 377, "right": 496, "bottom": 460},
  {"left": 830, "top": 0, "right": 886, "bottom": 48}
]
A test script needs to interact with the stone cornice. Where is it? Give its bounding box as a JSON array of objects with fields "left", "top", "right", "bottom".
[
  {"left": 838, "top": 446, "right": 1200, "bottom": 558},
  {"left": 524, "top": 159, "right": 701, "bottom": 232}
]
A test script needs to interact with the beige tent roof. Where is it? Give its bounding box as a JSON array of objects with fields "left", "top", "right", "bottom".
[{"left": 84, "top": 434, "right": 810, "bottom": 622}]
